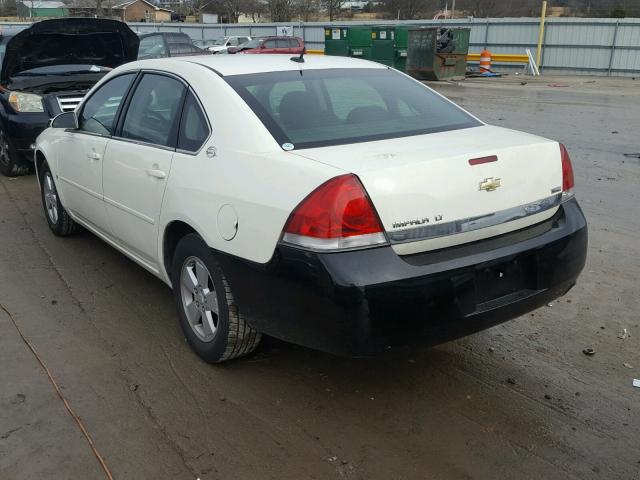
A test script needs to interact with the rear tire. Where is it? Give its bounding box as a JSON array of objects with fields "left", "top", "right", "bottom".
[
  {"left": 171, "top": 234, "right": 261, "bottom": 363},
  {"left": 39, "top": 162, "right": 80, "bottom": 236},
  {"left": 0, "top": 129, "right": 30, "bottom": 177}
]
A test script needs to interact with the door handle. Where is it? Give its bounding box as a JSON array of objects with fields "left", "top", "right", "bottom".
[
  {"left": 87, "top": 152, "right": 101, "bottom": 161},
  {"left": 146, "top": 169, "right": 167, "bottom": 179}
]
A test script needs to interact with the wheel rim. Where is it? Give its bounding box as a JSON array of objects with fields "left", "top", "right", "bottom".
[
  {"left": 43, "top": 172, "right": 59, "bottom": 225},
  {"left": 180, "top": 256, "right": 218, "bottom": 342},
  {"left": 0, "top": 131, "right": 10, "bottom": 168}
]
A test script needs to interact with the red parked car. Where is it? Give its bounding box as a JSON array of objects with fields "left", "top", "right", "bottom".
[{"left": 228, "top": 36, "right": 305, "bottom": 55}]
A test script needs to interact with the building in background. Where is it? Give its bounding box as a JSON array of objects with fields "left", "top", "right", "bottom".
[
  {"left": 113, "top": 0, "right": 172, "bottom": 22},
  {"left": 17, "top": 0, "right": 69, "bottom": 17}
]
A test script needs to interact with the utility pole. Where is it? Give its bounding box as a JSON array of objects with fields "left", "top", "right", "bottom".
[
  {"left": 451, "top": 0, "right": 455, "bottom": 19},
  {"left": 535, "top": 0, "right": 547, "bottom": 68}
]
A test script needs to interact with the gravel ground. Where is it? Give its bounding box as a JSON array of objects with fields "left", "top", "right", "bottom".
[{"left": 1, "top": 74, "right": 639, "bottom": 480}]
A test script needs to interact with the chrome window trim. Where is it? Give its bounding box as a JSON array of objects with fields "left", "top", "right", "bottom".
[{"left": 388, "top": 193, "right": 564, "bottom": 245}]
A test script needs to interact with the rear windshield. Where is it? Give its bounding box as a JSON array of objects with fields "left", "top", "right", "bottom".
[{"left": 225, "top": 68, "right": 481, "bottom": 150}]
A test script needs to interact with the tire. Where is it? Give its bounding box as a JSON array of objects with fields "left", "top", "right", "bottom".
[
  {"left": 0, "top": 128, "right": 30, "bottom": 177},
  {"left": 171, "top": 234, "right": 261, "bottom": 363},
  {"left": 39, "top": 162, "right": 80, "bottom": 236}
]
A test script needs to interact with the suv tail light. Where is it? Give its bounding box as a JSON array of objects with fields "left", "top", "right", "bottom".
[
  {"left": 559, "top": 144, "right": 575, "bottom": 202},
  {"left": 281, "top": 174, "right": 387, "bottom": 251}
]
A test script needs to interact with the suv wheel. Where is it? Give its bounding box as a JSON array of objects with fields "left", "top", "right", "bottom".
[
  {"left": 171, "top": 234, "right": 261, "bottom": 363},
  {"left": 0, "top": 129, "right": 30, "bottom": 177}
]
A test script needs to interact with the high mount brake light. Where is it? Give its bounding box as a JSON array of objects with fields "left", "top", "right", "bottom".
[
  {"left": 281, "top": 174, "right": 387, "bottom": 251},
  {"left": 559, "top": 143, "right": 575, "bottom": 202}
]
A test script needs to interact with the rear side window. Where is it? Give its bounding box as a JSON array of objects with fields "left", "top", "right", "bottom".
[
  {"left": 120, "top": 74, "right": 186, "bottom": 147},
  {"left": 178, "top": 92, "right": 209, "bottom": 152},
  {"left": 226, "top": 68, "right": 480, "bottom": 149},
  {"left": 79, "top": 73, "right": 135, "bottom": 136},
  {"left": 138, "top": 35, "right": 167, "bottom": 59}
]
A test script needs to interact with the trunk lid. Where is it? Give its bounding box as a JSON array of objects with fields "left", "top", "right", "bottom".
[
  {"left": 291, "top": 125, "right": 564, "bottom": 254},
  {"left": 1, "top": 18, "right": 139, "bottom": 82}
]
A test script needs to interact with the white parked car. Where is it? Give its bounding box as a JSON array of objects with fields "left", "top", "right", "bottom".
[
  {"left": 206, "top": 36, "right": 251, "bottom": 53},
  {"left": 34, "top": 55, "right": 587, "bottom": 363}
]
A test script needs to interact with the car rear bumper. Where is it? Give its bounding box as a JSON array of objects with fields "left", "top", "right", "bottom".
[{"left": 218, "top": 198, "right": 588, "bottom": 356}]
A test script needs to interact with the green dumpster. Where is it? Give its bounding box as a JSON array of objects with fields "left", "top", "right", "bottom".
[
  {"left": 324, "top": 27, "right": 349, "bottom": 57},
  {"left": 347, "top": 26, "right": 373, "bottom": 60},
  {"left": 371, "top": 26, "right": 395, "bottom": 66},
  {"left": 406, "top": 27, "right": 471, "bottom": 81},
  {"left": 393, "top": 26, "right": 410, "bottom": 72}
]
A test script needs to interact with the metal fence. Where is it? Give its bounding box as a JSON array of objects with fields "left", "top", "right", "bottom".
[{"left": 1, "top": 17, "right": 639, "bottom": 76}]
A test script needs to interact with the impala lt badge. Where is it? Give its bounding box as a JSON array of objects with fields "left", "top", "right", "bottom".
[{"left": 479, "top": 177, "right": 502, "bottom": 192}]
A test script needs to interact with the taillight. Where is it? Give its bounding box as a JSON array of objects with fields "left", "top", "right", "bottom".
[
  {"left": 281, "top": 174, "right": 387, "bottom": 251},
  {"left": 559, "top": 143, "right": 575, "bottom": 201}
]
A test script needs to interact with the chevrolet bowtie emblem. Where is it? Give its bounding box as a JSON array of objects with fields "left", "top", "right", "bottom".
[{"left": 479, "top": 177, "right": 502, "bottom": 192}]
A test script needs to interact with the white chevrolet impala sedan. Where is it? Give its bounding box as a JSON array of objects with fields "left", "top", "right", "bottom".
[{"left": 34, "top": 55, "right": 587, "bottom": 363}]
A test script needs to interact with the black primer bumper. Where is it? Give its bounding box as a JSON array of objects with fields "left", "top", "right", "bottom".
[
  {"left": 218, "top": 198, "right": 588, "bottom": 356},
  {"left": 2, "top": 111, "right": 49, "bottom": 162}
]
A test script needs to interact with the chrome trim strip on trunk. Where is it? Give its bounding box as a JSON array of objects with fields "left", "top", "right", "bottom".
[{"left": 388, "top": 193, "right": 563, "bottom": 244}]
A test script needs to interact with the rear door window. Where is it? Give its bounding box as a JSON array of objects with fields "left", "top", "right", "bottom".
[
  {"left": 178, "top": 92, "right": 210, "bottom": 152},
  {"left": 120, "top": 74, "right": 186, "bottom": 147}
]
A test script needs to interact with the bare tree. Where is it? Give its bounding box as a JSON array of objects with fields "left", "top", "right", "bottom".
[
  {"left": 384, "top": 0, "right": 436, "bottom": 20},
  {"left": 242, "top": 0, "right": 268, "bottom": 22},
  {"left": 323, "top": 0, "right": 344, "bottom": 21},
  {"left": 295, "top": 0, "right": 320, "bottom": 21},
  {"left": 268, "top": 0, "right": 295, "bottom": 21}
]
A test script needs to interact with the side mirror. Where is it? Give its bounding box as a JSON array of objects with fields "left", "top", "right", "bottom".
[{"left": 50, "top": 111, "right": 78, "bottom": 129}]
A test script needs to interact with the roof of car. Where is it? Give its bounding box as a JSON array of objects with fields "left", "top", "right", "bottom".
[{"left": 126, "top": 54, "right": 387, "bottom": 77}]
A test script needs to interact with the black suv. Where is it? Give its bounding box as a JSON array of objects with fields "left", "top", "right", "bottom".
[{"left": 0, "top": 18, "right": 138, "bottom": 176}]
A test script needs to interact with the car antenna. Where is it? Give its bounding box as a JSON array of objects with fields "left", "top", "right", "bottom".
[{"left": 290, "top": 48, "right": 305, "bottom": 63}]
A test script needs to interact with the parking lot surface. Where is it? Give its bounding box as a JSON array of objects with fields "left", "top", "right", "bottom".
[{"left": 1, "top": 75, "right": 639, "bottom": 480}]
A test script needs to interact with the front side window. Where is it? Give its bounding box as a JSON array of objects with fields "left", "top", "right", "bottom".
[
  {"left": 226, "top": 68, "right": 481, "bottom": 149},
  {"left": 79, "top": 73, "right": 135, "bottom": 136},
  {"left": 120, "top": 74, "right": 186, "bottom": 147}
]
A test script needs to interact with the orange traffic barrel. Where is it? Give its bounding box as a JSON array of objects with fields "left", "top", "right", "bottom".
[{"left": 479, "top": 49, "right": 492, "bottom": 72}]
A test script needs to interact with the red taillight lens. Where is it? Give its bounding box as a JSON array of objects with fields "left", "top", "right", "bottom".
[
  {"left": 560, "top": 143, "right": 575, "bottom": 192},
  {"left": 282, "top": 174, "right": 387, "bottom": 250}
]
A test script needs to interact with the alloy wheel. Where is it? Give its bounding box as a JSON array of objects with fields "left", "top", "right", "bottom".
[
  {"left": 180, "top": 256, "right": 219, "bottom": 342},
  {"left": 43, "top": 172, "right": 59, "bottom": 225}
]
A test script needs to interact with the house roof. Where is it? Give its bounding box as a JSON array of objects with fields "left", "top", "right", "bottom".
[
  {"left": 112, "top": 0, "right": 172, "bottom": 12},
  {"left": 19, "top": 1, "right": 67, "bottom": 8}
]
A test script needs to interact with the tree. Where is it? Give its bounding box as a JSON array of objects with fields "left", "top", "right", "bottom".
[
  {"left": 610, "top": 6, "right": 626, "bottom": 17},
  {"left": 268, "top": 0, "right": 295, "bottom": 21},
  {"left": 323, "top": 0, "right": 344, "bottom": 21},
  {"left": 384, "top": 0, "right": 436, "bottom": 20},
  {"left": 294, "top": 0, "right": 320, "bottom": 21},
  {"left": 241, "top": 0, "right": 268, "bottom": 22}
]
